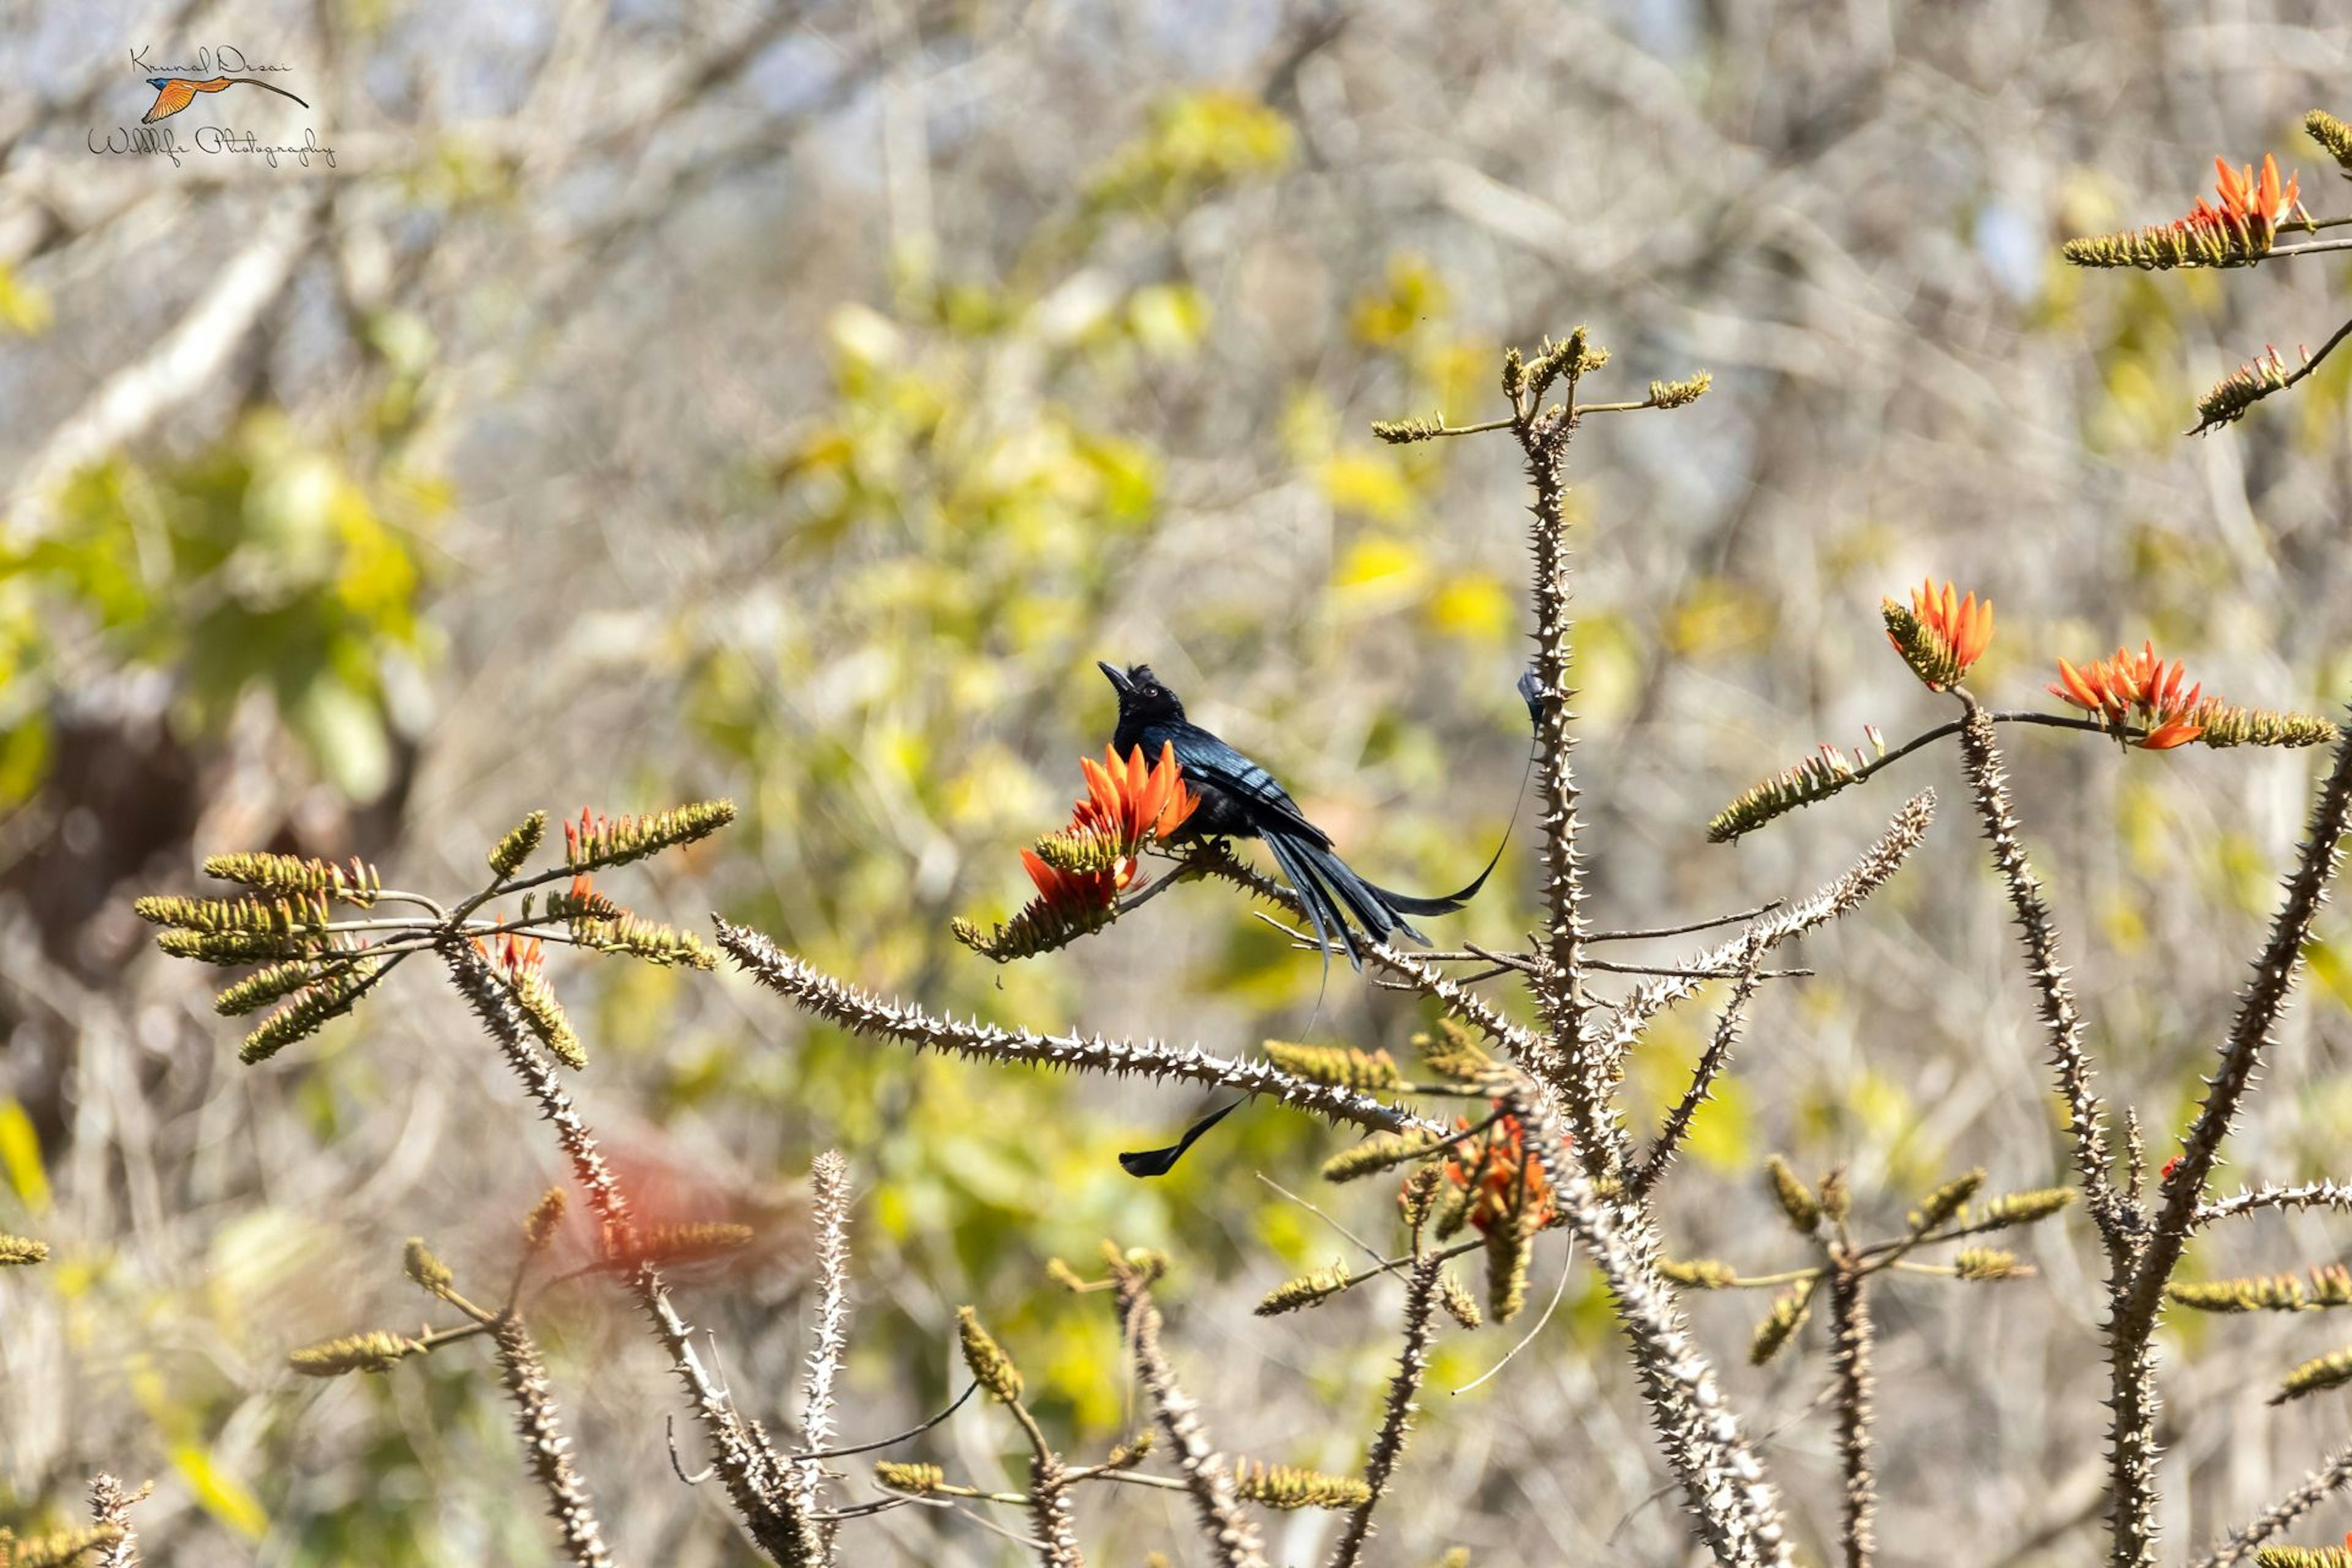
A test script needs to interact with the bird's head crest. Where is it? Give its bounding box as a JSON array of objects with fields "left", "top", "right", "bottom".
[{"left": 1098, "top": 661, "right": 1185, "bottom": 723}]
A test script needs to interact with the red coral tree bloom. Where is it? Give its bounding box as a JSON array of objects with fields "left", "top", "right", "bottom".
[
  {"left": 1442, "top": 1110, "right": 1562, "bottom": 1234},
  {"left": 2049, "top": 641, "right": 2206, "bottom": 749},
  {"left": 1016, "top": 847, "right": 1120, "bottom": 914},
  {"left": 1071, "top": 741, "right": 1200, "bottom": 866},
  {"left": 1884, "top": 578, "right": 1994, "bottom": 691},
  {"left": 955, "top": 743, "right": 1202, "bottom": 961},
  {"left": 2062, "top": 151, "right": 2307, "bottom": 270},
  {"left": 2200, "top": 153, "right": 2301, "bottom": 242}
]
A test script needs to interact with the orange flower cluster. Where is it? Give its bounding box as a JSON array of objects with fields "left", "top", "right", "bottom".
[
  {"left": 1442, "top": 1110, "right": 1561, "bottom": 1235},
  {"left": 1885, "top": 578, "right": 1994, "bottom": 691},
  {"left": 2063, "top": 153, "right": 2305, "bottom": 270},
  {"left": 475, "top": 931, "right": 546, "bottom": 976},
  {"left": 2193, "top": 154, "right": 2302, "bottom": 245},
  {"left": 2050, "top": 642, "right": 2206, "bottom": 749},
  {"left": 954, "top": 744, "right": 1200, "bottom": 962},
  {"left": 1037, "top": 742, "right": 1199, "bottom": 874}
]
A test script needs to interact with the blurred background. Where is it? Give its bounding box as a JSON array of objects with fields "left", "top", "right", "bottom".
[{"left": 6, "top": 0, "right": 2352, "bottom": 1562}]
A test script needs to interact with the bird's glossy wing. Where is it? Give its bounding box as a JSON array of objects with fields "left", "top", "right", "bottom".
[{"left": 1157, "top": 724, "right": 1329, "bottom": 842}]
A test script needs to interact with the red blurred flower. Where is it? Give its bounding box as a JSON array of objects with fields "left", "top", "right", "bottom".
[
  {"left": 2049, "top": 642, "right": 2206, "bottom": 750},
  {"left": 1441, "top": 1109, "right": 1567, "bottom": 1234}
]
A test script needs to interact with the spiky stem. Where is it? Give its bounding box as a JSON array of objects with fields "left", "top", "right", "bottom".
[
  {"left": 1632, "top": 949, "right": 1764, "bottom": 1199},
  {"left": 1828, "top": 1264, "right": 1877, "bottom": 1568},
  {"left": 1480, "top": 1063, "right": 1792, "bottom": 1567},
  {"left": 489, "top": 1314, "right": 616, "bottom": 1567},
  {"left": 1109, "top": 1256, "right": 1269, "bottom": 1568},
  {"left": 88, "top": 1474, "right": 148, "bottom": 1568},
  {"left": 1324, "top": 1253, "right": 1442, "bottom": 1568},
  {"left": 1594, "top": 793, "right": 1937, "bottom": 1107},
  {"left": 1953, "top": 700, "right": 2126, "bottom": 1252},
  {"left": 716, "top": 921, "right": 1438, "bottom": 1140},
  {"left": 2106, "top": 708, "right": 2352, "bottom": 1568},
  {"left": 1516, "top": 393, "right": 1596, "bottom": 1114},
  {"left": 794, "top": 1150, "right": 853, "bottom": 1555},
  {"left": 444, "top": 941, "right": 813, "bottom": 1564},
  {"left": 2188, "top": 1433, "right": 2352, "bottom": 1568}
]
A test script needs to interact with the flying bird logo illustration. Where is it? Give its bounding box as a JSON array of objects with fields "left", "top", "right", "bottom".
[{"left": 140, "top": 76, "right": 309, "bottom": 124}]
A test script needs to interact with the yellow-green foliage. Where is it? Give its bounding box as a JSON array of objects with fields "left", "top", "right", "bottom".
[{"left": 15, "top": 414, "right": 435, "bottom": 804}]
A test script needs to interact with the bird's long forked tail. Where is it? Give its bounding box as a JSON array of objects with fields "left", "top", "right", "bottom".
[
  {"left": 1118, "top": 1099, "right": 1243, "bottom": 1178},
  {"left": 1368, "top": 663, "right": 1546, "bottom": 918},
  {"left": 1277, "top": 669, "right": 1545, "bottom": 965}
]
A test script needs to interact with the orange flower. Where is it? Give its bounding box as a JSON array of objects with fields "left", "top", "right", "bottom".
[
  {"left": 955, "top": 744, "right": 1201, "bottom": 962},
  {"left": 1883, "top": 578, "right": 1994, "bottom": 690},
  {"left": 473, "top": 932, "right": 547, "bottom": 976},
  {"left": 1438, "top": 1109, "right": 1566, "bottom": 1234},
  {"left": 2174, "top": 154, "right": 2302, "bottom": 258},
  {"left": 1033, "top": 742, "right": 1199, "bottom": 889},
  {"left": 2063, "top": 153, "right": 2305, "bottom": 270},
  {"left": 1072, "top": 742, "right": 1200, "bottom": 861},
  {"left": 2204, "top": 153, "right": 2300, "bottom": 234},
  {"left": 2049, "top": 641, "right": 2205, "bottom": 749},
  {"left": 1017, "top": 846, "right": 1121, "bottom": 912}
]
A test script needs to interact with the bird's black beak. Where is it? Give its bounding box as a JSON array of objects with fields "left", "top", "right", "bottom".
[{"left": 1098, "top": 661, "right": 1134, "bottom": 696}]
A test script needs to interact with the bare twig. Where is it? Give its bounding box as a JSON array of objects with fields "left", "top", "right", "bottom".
[
  {"left": 1589, "top": 903, "right": 1783, "bottom": 943},
  {"left": 1631, "top": 947, "right": 1765, "bottom": 1199},
  {"left": 796, "top": 1381, "right": 979, "bottom": 1461},
  {"left": 2188, "top": 1433, "right": 2352, "bottom": 1568},
  {"left": 1584, "top": 791, "right": 1937, "bottom": 1179}
]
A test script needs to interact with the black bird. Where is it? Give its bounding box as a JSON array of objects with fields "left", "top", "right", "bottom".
[{"left": 1099, "top": 661, "right": 1493, "bottom": 970}]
